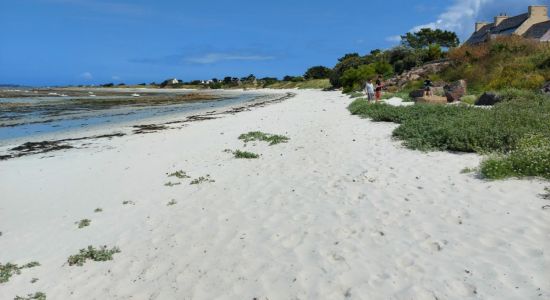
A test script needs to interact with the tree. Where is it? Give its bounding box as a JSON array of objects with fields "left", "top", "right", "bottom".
[
  {"left": 304, "top": 66, "right": 332, "bottom": 80},
  {"left": 338, "top": 53, "right": 360, "bottom": 62},
  {"left": 401, "top": 28, "right": 460, "bottom": 49},
  {"left": 374, "top": 61, "right": 393, "bottom": 76},
  {"left": 340, "top": 64, "right": 376, "bottom": 92},
  {"left": 223, "top": 77, "right": 233, "bottom": 84},
  {"left": 330, "top": 55, "right": 366, "bottom": 87}
]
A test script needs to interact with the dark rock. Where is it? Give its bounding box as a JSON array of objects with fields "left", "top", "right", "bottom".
[
  {"left": 542, "top": 81, "right": 550, "bottom": 94},
  {"left": 444, "top": 80, "right": 467, "bottom": 103},
  {"left": 475, "top": 92, "right": 501, "bottom": 106},
  {"left": 409, "top": 89, "right": 425, "bottom": 99}
]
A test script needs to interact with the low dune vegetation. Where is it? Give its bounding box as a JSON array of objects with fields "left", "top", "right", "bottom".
[
  {"left": 67, "top": 246, "right": 120, "bottom": 266},
  {"left": 349, "top": 89, "right": 550, "bottom": 179},
  {"left": 0, "top": 261, "right": 40, "bottom": 283},
  {"left": 442, "top": 36, "right": 550, "bottom": 93}
]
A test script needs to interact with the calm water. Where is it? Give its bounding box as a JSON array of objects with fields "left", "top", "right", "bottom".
[{"left": 0, "top": 92, "right": 268, "bottom": 141}]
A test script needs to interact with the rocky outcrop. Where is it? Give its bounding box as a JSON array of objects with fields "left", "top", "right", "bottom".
[
  {"left": 475, "top": 92, "right": 501, "bottom": 106},
  {"left": 385, "top": 60, "right": 452, "bottom": 89},
  {"left": 444, "top": 80, "right": 467, "bottom": 103},
  {"left": 542, "top": 81, "right": 550, "bottom": 94}
]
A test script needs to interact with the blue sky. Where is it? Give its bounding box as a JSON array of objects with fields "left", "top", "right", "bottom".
[{"left": 1, "top": 0, "right": 548, "bottom": 86}]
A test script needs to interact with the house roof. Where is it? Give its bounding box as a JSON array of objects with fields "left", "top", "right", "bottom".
[
  {"left": 465, "top": 23, "right": 493, "bottom": 45},
  {"left": 466, "top": 13, "right": 531, "bottom": 45},
  {"left": 491, "top": 13, "right": 529, "bottom": 34},
  {"left": 523, "top": 20, "right": 550, "bottom": 39}
]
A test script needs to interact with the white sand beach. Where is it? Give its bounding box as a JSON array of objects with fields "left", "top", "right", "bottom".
[{"left": 0, "top": 90, "right": 548, "bottom": 299}]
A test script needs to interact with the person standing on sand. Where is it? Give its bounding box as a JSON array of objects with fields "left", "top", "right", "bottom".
[
  {"left": 375, "top": 75, "right": 383, "bottom": 101},
  {"left": 364, "top": 79, "right": 375, "bottom": 102}
]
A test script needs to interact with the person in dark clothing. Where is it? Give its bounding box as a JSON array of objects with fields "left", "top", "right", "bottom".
[{"left": 424, "top": 78, "right": 433, "bottom": 97}]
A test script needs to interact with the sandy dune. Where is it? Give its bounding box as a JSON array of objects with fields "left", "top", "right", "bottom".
[{"left": 0, "top": 90, "right": 548, "bottom": 299}]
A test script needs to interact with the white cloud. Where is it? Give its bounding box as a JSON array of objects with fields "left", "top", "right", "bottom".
[
  {"left": 80, "top": 72, "right": 93, "bottom": 80},
  {"left": 184, "top": 53, "right": 275, "bottom": 64},
  {"left": 403, "top": 0, "right": 549, "bottom": 40},
  {"left": 385, "top": 35, "right": 402, "bottom": 43},
  {"left": 112, "top": 75, "right": 121, "bottom": 80}
]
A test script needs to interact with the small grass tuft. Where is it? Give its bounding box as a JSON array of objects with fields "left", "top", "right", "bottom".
[
  {"left": 30, "top": 278, "right": 39, "bottom": 283},
  {"left": 238, "top": 131, "right": 290, "bottom": 146},
  {"left": 76, "top": 219, "right": 91, "bottom": 229},
  {"left": 94, "top": 208, "right": 103, "bottom": 213},
  {"left": 167, "top": 199, "right": 177, "bottom": 206},
  {"left": 164, "top": 181, "right": 182, "bottom": 187},
  {"left": 14, "top": 292, "right": 47, "bottom": 300},
  {"left": 0, "top": 261, "right": 40, "bottom": 283},
  {"left": 67, "top": 246, "right": 120, "bottom": 266},
  {"left": 167, "top": 170, "right": 190, "bottom": 179},
  {"left": 122, "top": 200, "right": 135, "bottom": 205},
  {"left": 234, "top": 150, "right": 260, "bottom": 159},
  {"left": 190, "top": 175, "right": 215, "bottom": 185}
]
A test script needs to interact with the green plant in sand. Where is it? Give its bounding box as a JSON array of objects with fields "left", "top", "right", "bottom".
[
  {"left": 0, "top": 261, "right": 40, "bottom": 283},
  {"left": 190, "top": 175, "right": 215, "bottom": 185},
  {"left": 238, "top": 131, "right": 290, "bottom": 145},
  {"left": 167, "top": 170, "right": 190, "bottom": 179},
  {"left": 167, "top": 199, "right": 177, "bottom": 206},
  {"left": 67, "top": 246, "right": 120, "bottom": 266},
  {"left": 233, "top": 150, "right": 260, "bottom": 159},
  {"left": 76, "top": 219, "right": 91, "bottom": 229},
  {"left": 14, "top": 292, "right": 47, "bottom": 300}
]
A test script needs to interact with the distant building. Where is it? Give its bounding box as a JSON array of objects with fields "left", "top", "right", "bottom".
[
  {"left": 166, "top": 78, "right": 179, "bottom": 85},
  {"left": 466, "top": 5, "right": 550, "bottom": 45}
]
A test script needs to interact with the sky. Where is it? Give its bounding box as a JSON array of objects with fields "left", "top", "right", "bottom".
[{"left": 1, "top": 0, "right": 549, "bottom": 86}]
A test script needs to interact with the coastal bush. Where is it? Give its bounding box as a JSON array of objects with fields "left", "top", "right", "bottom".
[
  {"left": 443, "top": 36, "right": 550, "bottom": 92},
  {"left": 234, "top": 150, "right": 260, "bottom": 159},
  {"left": 67, "top": 246, "right": 120, "bottom": 266},
  {"left": 238, "top": 131, "right": 289, "bottom": 145},
  {"left": 0, "top": 261, "right": 40, "bottom": 283},
  {"left": 348, "top": 89, "right": 550, "bottom": 179},
  {"left": 480, "top": 134, "right": 550, "bottom": 179}
]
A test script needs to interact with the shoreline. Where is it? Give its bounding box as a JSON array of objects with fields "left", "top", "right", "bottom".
[
  {"left": 0, "top": 90, "right": 294, "bottom": 154},
  {"left": 0, "top": 89, "right": 547, "bottom": 299}
]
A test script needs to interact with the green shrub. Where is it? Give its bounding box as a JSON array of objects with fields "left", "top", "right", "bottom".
[
  {"left": 481, "top": 134, "right": 550, "bottom": 179},
  {"left": 234, "top": 150, "right": 260, "bottom": 159},
  {"left": 461, "top": 95, "right": 477, "bottom": 105},
  {"left": 1, "top": 261, "right": 40, "bottom": 283},
  {"left": 349, "top": 89, "right": 550, "bottom": 179},
  {"left": 67, "top": 246, "right": 120, "bottom": 266},
  {"left": 238, "top": 131, "right": 290, "bottom": 145}
]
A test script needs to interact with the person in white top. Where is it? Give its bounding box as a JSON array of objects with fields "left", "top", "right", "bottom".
[{"left": 364, "top": 79, "right": 375, "bottom": 102}]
